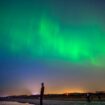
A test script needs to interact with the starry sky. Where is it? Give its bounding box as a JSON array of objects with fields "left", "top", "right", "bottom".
[{"left": 0, "top": 0, "right": 105, "bottom": 96}]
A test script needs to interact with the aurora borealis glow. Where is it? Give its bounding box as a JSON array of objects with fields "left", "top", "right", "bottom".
[{"left": 0, "top": 0, "right": 105, "bottom": 96}]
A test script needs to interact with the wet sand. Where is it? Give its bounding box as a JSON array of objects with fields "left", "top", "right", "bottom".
[{"left": 1, "top": 100, "right": 105, "bottom": 105}]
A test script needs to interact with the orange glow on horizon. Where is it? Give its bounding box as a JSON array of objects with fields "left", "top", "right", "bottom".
[{"left": 45, "top": 88, "right": 86, "bottom": 94}]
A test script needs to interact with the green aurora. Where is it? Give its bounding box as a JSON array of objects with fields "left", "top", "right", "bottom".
[
  {"left": 1, "top": 1, "right": 105, "bottom": 67},
  {"left": 1, "top": 0, "right": 105, "bottom": 96}
]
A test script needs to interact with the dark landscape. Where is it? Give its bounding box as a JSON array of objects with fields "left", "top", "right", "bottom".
[{"left": 1, "top": 92, "right": 105, "bottom": 105}]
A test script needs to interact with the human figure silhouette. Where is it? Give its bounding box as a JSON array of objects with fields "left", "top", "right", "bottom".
[
  {"left": 40, "top": 82, "right": 45, "bottom": 105},
  {"left": 97, "top": 94, "right": 101, "bottom": 101},
  {"left": 86, "top": 93, "right": 91, "bottom": 103}
]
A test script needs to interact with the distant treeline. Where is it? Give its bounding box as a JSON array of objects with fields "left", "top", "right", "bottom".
[{"left": 0, "top": 92, "right": 105, "bottom": 101}]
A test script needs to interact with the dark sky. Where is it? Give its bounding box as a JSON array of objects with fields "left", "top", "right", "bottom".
[{"left": 0, "top": 0, "right": 105, "bottom": 96}]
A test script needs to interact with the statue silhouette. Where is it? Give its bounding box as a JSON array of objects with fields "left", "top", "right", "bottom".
[
  {"left": 40, "top": 82, "right": 45, "bottom": 105},
  {"left": 86, "top": 93, "right": 91, "bottom": 103}
]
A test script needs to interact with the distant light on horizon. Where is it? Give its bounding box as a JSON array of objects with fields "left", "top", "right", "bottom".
[{"left": 32, "top": 92, "right": 39, "bottom": 95}]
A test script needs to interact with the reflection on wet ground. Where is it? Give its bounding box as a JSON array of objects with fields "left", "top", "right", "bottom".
[
  {"left": 1, "top": 101, "right": 105, "bottom": 105},
  {"left": 0, "top": 101, "right": 34, "bottom": 105}
]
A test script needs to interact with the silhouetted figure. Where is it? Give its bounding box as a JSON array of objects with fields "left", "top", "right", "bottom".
[
  {"left": 40, "top": 82, "right": 45, "bottom": 105},
  {"left": 97, "top": 94, "right": 101, "bottom": 101},
  {"left": 86, "top": 93, "right": 91, "bottom": 103}
]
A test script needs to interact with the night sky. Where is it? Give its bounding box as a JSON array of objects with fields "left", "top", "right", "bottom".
[{"left": 0, "top": 0, "right": 105, "bottom": 96}]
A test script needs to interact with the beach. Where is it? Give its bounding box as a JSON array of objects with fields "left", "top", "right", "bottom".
[{"left": 1, "top": 99, "right": 105, "bottom": 105}]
